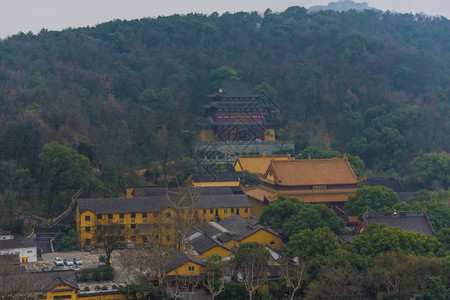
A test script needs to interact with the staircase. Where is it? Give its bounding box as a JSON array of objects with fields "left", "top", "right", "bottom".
[
  {"left": 32, "top": 189, "right": 82, "bottom": 254},
  {"left": 34, "top": 227, "right": 58, "bottom": 254}
]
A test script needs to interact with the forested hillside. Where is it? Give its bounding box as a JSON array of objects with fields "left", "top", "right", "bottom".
[{"left": 0, "top": 7, "right": 449, "bottom": 217}]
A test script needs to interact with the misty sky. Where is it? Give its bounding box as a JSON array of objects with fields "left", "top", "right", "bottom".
[{"left": 1, "top": 0, "right": 449, "bottom": 39}]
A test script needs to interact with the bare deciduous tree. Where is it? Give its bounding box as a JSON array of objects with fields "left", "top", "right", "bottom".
[
  {"left": 280, "top": 253, "right": 308, "bottom": 300},
  {"left": 205, "top": 255, "right": 229, "bottom": 300},
  {"left": 234, "top": 243, "right": 270, "bottom": 300},
  {"left": 94, "top": 221, "right": 129, "bottom": 267}
]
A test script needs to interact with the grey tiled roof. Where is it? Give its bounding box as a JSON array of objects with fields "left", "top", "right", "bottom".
[
  {"left": 189, "top": 234, "right": 230, "bottom": 255},
  {"left": 189, "top": 234, "right": 217, "bottom": 254},
  {"left": 201, "top": 194, "right": 249, "bottom": 209},
  {"left": 77, "top": 197, "right": 169, "bottom": 213},
  {"left": 39, "top": 270, "right": 79, "bottom": 291},
  {"left": 3, "top": 270, "right": 78, "bottom": 294},
  {"left": 132, "top": 187, "right": 169, "bottom": 197},
  {"left": 190, "top": 223, "right": 222, "bottom": 238},
  {"left": 79, "top": 187, "right": 250, "bottom": 213},
  {"left": 165, "top": 249, "right": 205, "bottom": 273},
  {"left": 196, "top": 186, "right": 234, "bottom": 195},
  {"left": 364, "top": 211, "right": 435, "bottom": 235},
  {"left": 217, "top": 214, "right": 280, "bottom": 242},
  {"left": 0, "top": 238, "right": 36, "bottom": 250},
  {"left": 217, "top": 232, "right": 234, "bottom": 243},
  {"left": 192, "top": 172, "right": 241, "bottom": 182}
]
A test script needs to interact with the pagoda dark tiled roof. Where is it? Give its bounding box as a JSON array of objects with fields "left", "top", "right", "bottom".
[
  {"left": 364, "top": 211, "right": 434, "bottom": 235},
  {"left": 208, "top": 82, "right": 260, "bottom": 98},
  {"left": 0, "top": 238, "right": 36, "bottom": 250},
  {"left": 77, "top": 197, "right": 169, "bottom": 213},
  {"left": 201, "top": 101, "right": 270, "bottom": 109}
]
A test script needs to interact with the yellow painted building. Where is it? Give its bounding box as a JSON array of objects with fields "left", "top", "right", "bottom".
[
  {"left": 214, "top": 215, "right": 283, "bottom": 249},
  {"left": 77, "top": 187, "right": 251, "bottom": 248},
  {"left": 5, "top": 270, "right": 80, "bottom": 300},
  {"left": 190, "top": 215, "right": 283, "bottom": 252},
  {"left": 146, "top": 249, "right": 206, "bottom": 281},
  {"left": 76, "top": 198, "right": 177, "bottom": 247},
  {"left": 46, "top": 282, "right": 78, "bottom": 300}
]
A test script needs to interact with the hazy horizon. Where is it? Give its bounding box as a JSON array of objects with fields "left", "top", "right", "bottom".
[{"left": 1, "top": 0, "right": 449, "bottom": 39}]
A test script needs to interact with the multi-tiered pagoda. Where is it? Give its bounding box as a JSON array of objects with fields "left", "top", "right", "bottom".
[{"left": 200, "top": 82, "right": 276, "bottom": 142}]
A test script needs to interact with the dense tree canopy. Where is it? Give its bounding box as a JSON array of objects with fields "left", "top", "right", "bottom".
[
  {"left": 349, "top": 223, "right": 439, "bottom": 258},
  {"left": 0, "top": 9, "right": 448, "bottom": 185},
  {"left": 412, "top": 152, "right": 450, "bottom": 190},
  {"left": 260, "top": 196, "right": 345, "bottom": 238},
  {"left": 39, "top": 141, "right": 99, "bottom": 214},
  {"left": 345, "top": 185, "right": 399, "bottom": 218},
  {"left": 0, "top": 8, "right": 448, "bottom": 219}
]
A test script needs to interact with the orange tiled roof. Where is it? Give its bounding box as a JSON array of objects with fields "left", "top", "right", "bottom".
[
  {"left": 264, "top": 157, "right": 361, "bottom": 186},
  {"left": 241, "top": 185, "right": 278, "bottom": 202},
  {"left": 235, "top": 153, "right": 291, "bottom": 175}
]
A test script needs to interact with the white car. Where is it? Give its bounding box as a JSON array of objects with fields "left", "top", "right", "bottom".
[
  {"left": 64, "top": 258, "right": 74, "bottom": 266},
  {"left": 54, "top": 257, "right": 64, "bottom": 266},
  {"left": 73, "top": 258, "right": 82, "bottom": 265}
]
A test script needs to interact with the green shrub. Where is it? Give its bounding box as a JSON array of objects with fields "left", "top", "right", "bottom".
[{"left": 92, "top": 269, "right": 102, "bottom": 281}]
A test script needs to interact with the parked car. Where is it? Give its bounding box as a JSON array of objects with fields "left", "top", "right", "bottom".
[
  {"left": 61, "top": 266, "right": 70, "bottom": 271},
  {"left": 54, "top": 257, "right": 64, "bottom": 266},
  {"left": 52, "top": 267, "right": 61, "bottom": 271},
  {"left": 64, "top": 258, "right": 73, "bottom": 266},
  {"left": 127, "top": 240, "right": 134, "bottom": 249},
  {"left": 83, "top": 244, "right": 91, "bottom": 252},
  {"left": 71, "top": 265, "right": 80, "bottom": 271},
  {"left": 144, "top": 242, "right": 152, "bottom": 248},
  {"left": 73, "top": 258, "right": 82, "bottom": 265},
  {"left": 116, "top": 243, "right": 125, "bottom": 250},
  {"left": 42, "top": 267, "right": 51, "bottom": 272}
]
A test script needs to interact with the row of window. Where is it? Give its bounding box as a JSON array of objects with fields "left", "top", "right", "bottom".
[
  {"left": 85, "top": 233, "right": 171, "bottom": 245},
  {"left": 85, "top": 222, "right": 173, "bottom": 232},
  {"left": 85, "top": 208, "right": 248, "bottom": 222},
  {"left": 85, "top": 212, "right": 171, "bottom": 221},
  {"left": 202, "top": 208, "right": 248, "bottom": 215}
]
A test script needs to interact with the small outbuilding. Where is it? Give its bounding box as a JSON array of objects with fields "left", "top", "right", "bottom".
[{"left": 0, "top": 238, "right": 38, "bottom": 263}]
